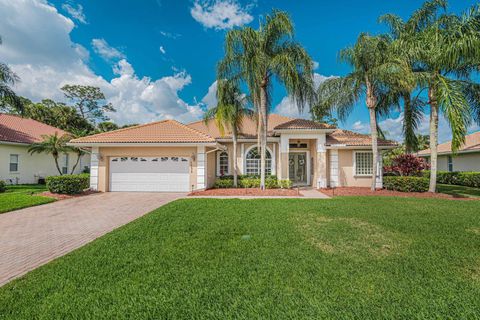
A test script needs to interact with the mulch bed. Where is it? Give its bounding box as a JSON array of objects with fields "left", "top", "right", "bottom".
[
  {"left": 40, "top": 190, "right": 98, "bottom": 201},
  {"left": 319, "top": 187, "right": 477, "bottom": 200},
  {"left": 189, "top": 188, "right": 302, "bottom": 197}
]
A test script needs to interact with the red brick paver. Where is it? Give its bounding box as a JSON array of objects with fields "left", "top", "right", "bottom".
[{"left": 0, "top": 192, "right": 184, "bottom": 286}]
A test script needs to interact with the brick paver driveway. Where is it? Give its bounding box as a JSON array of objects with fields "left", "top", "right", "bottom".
[{"left": 0, "top": 192, "right": 185, "bottom": 286}]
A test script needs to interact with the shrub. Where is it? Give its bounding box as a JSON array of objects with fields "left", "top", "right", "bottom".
[
  {"left": 213, "top": 175, "right": 291, "bottom": 189},
  {"left": 46, "top": 174, "right": 90, "bottom": 194},
  {"left": 383, "top": 176, "right": 429, "bottom": 192},
  {"left": 383, "top": 154, "right": 429, "bottom": 177},
  {"left": 0, "top": 181, "right": 5, "bottom": 193},
  {"left": 423, "top": 170, "right": 480, "bottom": 188}
]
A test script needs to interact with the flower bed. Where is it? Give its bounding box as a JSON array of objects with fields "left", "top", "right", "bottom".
[
  {"left": 319, "top": 187, "right": 476, "bottom": 200},
  {"left": 189, "top": 188, "right": 301, "bottom": 197}
]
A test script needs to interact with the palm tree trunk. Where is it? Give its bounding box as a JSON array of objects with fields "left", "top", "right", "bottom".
[
  {"left": 259, "top": 85, "right": 268, "bottom": 190},
  {"left": 366, "top": 79, "right": 379, "bottom": 191},
  {"left": 70, "top": 151, "right": 82, "bottom": 174},
  {"left": 53, "top": 155, "right": 63, "bottom": 175},
  {"left": 232, "top": 127, "right": 238, "bottom": 187},
  {"left": 403, "top": 92, "right": 415, "bottom": 154},
  {"left": 428, "top": 87, "right": 438, "bottom": 193}
]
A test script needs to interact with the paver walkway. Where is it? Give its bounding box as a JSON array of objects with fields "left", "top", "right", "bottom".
[{"left": 0, "top": 192, "right": 184, "bottom": 286}]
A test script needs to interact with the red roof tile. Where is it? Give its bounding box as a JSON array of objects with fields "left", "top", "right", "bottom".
[
  {"left": 418, "top": 131, "right": 480, "bottom": 155},
  {"left": 0, "top": 114, "right": 67, "bottom": 144},
  {"left": 273, "top": 118, "right": 335, "bottom": 130},
  {"left": 327, "top": 129, "right": 397, "bottom": 147}
]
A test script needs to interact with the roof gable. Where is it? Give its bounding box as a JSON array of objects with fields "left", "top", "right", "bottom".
[
  {"left": 0, "top": 114, "right": 67, "bottom": 144},
  {"left": 273, "top": 118, "right": 335, "bottom": 130},
  {"left": 70, "top": 119, "right": 216, "bottom": 144},
  {"left": 418, "top": 131, "right": 480, "bottom": 155}
]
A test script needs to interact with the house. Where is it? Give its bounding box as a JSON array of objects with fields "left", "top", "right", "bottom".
[
  {"left": 69, "top": 114, "right": 396, "bottom": 192},
  {"left": 0, "top": 114, "right": 90, "bottom": 184},
  {"left": 417, "top": 131, "right": 480, "bottom": 172}
]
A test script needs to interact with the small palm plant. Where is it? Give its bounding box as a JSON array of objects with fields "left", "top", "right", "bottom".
[
  {"left": 218, "top": 10, "right": 315, "bottom": 189},
  {"left": 317, "top": 33, "right": 412, "bottom": 190},
  {"left": 204, "top": 79, "right": 253, "bottom": 187},
  {"left": 28, "top": 133, "right": 71, "bottom": 175}
]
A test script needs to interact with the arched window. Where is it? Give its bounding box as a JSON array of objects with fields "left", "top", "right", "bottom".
[
  {"left": 245, "top": 147, "right": 272, "bottom": 175},
  {"left": 217, "top": 151, "right": 229, "bottom": 176}
]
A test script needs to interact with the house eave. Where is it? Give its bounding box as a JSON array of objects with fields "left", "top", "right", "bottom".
[
  {"left": 67, "top": 142, "right": 219, "bottom": 148},
  {"left": 326, "top": 144, "right": 397, "bottom": 150},
  {"left": 418, "top": 149, "right": 480, "bottom": 157}
]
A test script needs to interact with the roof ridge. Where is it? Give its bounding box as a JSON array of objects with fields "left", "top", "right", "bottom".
[
  {"left": 70, "top": 119, "right": 171, "bottom": 142},
  {"left": 169, "top": 119, "right": 215, "bottom": 141}
]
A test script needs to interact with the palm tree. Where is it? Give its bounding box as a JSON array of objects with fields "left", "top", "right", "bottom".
[
  {"left": 218, "top": 10, "right": 315, "bottom": 189},
  {"left": 204, "top": 79, "right": 253, "bottom": 187},
  {"left": 317, "top": 33, "right": 412, "bottom": 190},
  {"left": 379, "top": 0, "right": 447, "bottom": 154},
  {"left": 28, "top": 133, "right": 71, "bottom": 175},
  {"left": 394, "top": 3, "right": 480, "bottom": 192},
  {"left": 0, "top": 36, "right": 22, "bottom": 113}
]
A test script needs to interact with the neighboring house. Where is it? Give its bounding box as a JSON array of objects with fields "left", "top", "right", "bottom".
[
  {"left": 69, "top": 114, "right": 396, "bottom": 192},
  {"left": 418, "top": 131, "right": 480, "bottom": 172},
  {"left": 0, "top": 114, "right": 90, "bottom": 184}
]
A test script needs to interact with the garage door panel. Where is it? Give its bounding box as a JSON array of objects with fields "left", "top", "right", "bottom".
[{"left": 109, "top": 157, "right": 190, "bottom": 192}]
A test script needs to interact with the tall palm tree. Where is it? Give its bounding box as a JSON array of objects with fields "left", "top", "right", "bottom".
[
  {"left": 0, "top": 36, "right": 22, "bottom": 113},
  {"left": 317, "top": 33, "right": 412, "bottom": 190},
  {"left": 204, "top": 80, "right": 253, "bottom": 187},
  {"left": 218, "top": 10, "right": 315, "bottom": 189},
  {"left": 28, "top": 133, "right": 71, "bottom": 175},
  {"left": 395, "top": 3, "right": 480, "bottom": 192},
  {"left": 379, "top": 0, "right": 447, "bottom": 154}
]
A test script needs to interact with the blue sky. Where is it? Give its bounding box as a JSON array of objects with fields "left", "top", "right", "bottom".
[{"left": 0, "top": 0, "right": 478, "bottom": 142}]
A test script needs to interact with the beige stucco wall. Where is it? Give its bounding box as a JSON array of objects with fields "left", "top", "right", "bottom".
[
  {"left": 97, "top": 146, "right": 198, "bottom": 192},
  {"left": 337, "top": 149, "right": 374, "bottom": 187},
  {"left": 0, "top": 144, "right": 90, "bottom": 184},
  {"left": 435, "top": 153, "right": 480, "bottom": 172},
  {"left": 206, "top": 149, "right": 216, "bottom": 188}
]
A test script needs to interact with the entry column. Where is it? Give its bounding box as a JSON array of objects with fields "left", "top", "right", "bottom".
[
  {"left": 279, "top": 135, "right": 289, "bottom": 180},
  {"left": 316, "top": 136, "right": 327, "bottom": 188}
]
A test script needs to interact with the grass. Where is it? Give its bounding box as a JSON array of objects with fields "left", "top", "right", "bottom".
[
  {"left": 1, "top": 197, "right": 480, "bottom": 319},
  {"left": 437, "top": 184, "right": 480, "bottom": 198},
  {"left": 0, "top": 184, "right": 54, "bottom": 214}
]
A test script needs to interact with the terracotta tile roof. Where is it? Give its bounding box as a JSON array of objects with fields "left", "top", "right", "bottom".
[
  {"left": 70, "top": 119, "right": 216, "bottom": 144},
  {"left": 187, "top": 114, "right": 294, "bottom": 139},
  {"left": 417, "top": 131, "right": 480, "bottom": 155},
  {"left": 273, "top": 118, "right": 335, "bottom": 130},
  {"left": 326, "top": 129, "right": 397, "bottom": 147},
  {"left": 0, "top": 114, "right": 67, "bottom": 144}
]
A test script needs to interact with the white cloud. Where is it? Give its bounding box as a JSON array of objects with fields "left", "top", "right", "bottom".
[
  {"left": 273, "top": 73, "right": 337, "bottom": 118},
  {"left": 91, "top": 38, "right": 125, "bottom": 61},
  {"left": 201, "top": 80, "right": 218, "bottom": 108},
  {"left": 159, "top": 46, "right": 166, "bottom": 54},
  {"left": 312, "top": 61, "right": 319, "bottom": 70},
  {"left": 352, "top": 120, "right": 369, "bottom": 134},
  {"left": 0, "top": 0, "right": 206, "bottom": 125},
  {"left": 159, "top": 30, "right": 181, "bottom": 39},
  {"left": 61, "top": 2, "right": 87, "bottom": 24},
  {"left": 191, "top": 0, "right": 254, "bottom": 30}
]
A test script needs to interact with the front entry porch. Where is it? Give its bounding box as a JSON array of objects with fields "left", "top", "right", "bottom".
[{"left": 288, "top": 152, "right": 309, "bottom": 186}]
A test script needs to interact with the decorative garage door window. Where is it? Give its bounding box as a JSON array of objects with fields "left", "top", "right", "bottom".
[
  {"left": 109, "top": 157, "right": 190, "bottom": 192},
  {"left": 245, "top": 147, "right": 272, "bottom": 175}
]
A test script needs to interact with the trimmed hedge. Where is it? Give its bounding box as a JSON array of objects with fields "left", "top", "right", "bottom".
[
  {"left": 46, "top": 174, "right": 90, "bottom": 195},
  {"left": 0, "top": 181, "right": 5, "bottom": 193},
  {"left": 383, "top": 176, "right": 429, "bottom": 192},
  {"left": 423, "top": 171, "right": 480, "bottom": 188},
  {"left": 214, "top": 175, "right": 292, "bottom": 189}
]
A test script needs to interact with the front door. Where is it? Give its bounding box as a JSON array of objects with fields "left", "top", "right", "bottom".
[{"left": 289, "top": 153, "right": 307, "bottom": 186}]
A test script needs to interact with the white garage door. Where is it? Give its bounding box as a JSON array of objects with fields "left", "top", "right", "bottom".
[{"left": 109, "top": 156, "right": 190, "bottom": 192}]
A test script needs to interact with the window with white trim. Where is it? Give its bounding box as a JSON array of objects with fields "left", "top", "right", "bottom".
[
  {"left": 447, "top": 156, "right": 453, "bottom": 172},
  {"left": 355, "top": 152, "right": 373, "bottom": 176},
  {"left": 9, "top": 154, "right": 19, "bottom": 172},
  {"left": 62, "top": 154, "right": 69, "bottom": 174},
  {"left": 245, "top": 147, "right": 272, "bottom": 175},
  {"left": 217, "top": 151, "right": 229, "bottom": 176}
]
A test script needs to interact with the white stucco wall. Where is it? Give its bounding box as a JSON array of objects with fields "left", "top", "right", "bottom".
[{"left": 0, "top": 143, "right": 90, "bottom": 184}]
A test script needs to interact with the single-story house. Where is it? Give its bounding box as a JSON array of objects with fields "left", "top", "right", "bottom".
[
  {"left": 418, "top": 131, "right": 480, "bottom": 172},
  {"left": 0, "top": 114, "right": 90, "bottom": 184},
  {"left": 69, "top": 114, "right": 396, "bottom": 192}
]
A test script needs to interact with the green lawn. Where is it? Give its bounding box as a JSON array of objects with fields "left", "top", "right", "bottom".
[
  {"left": 437, "top": 184, "right": 480, "bottom": 198},
  {"left": 0, "top": 184, "right": 54, "bottom": 214},
  {"left": 1, "top": 198, "right": 480, "bottom": 319}
]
